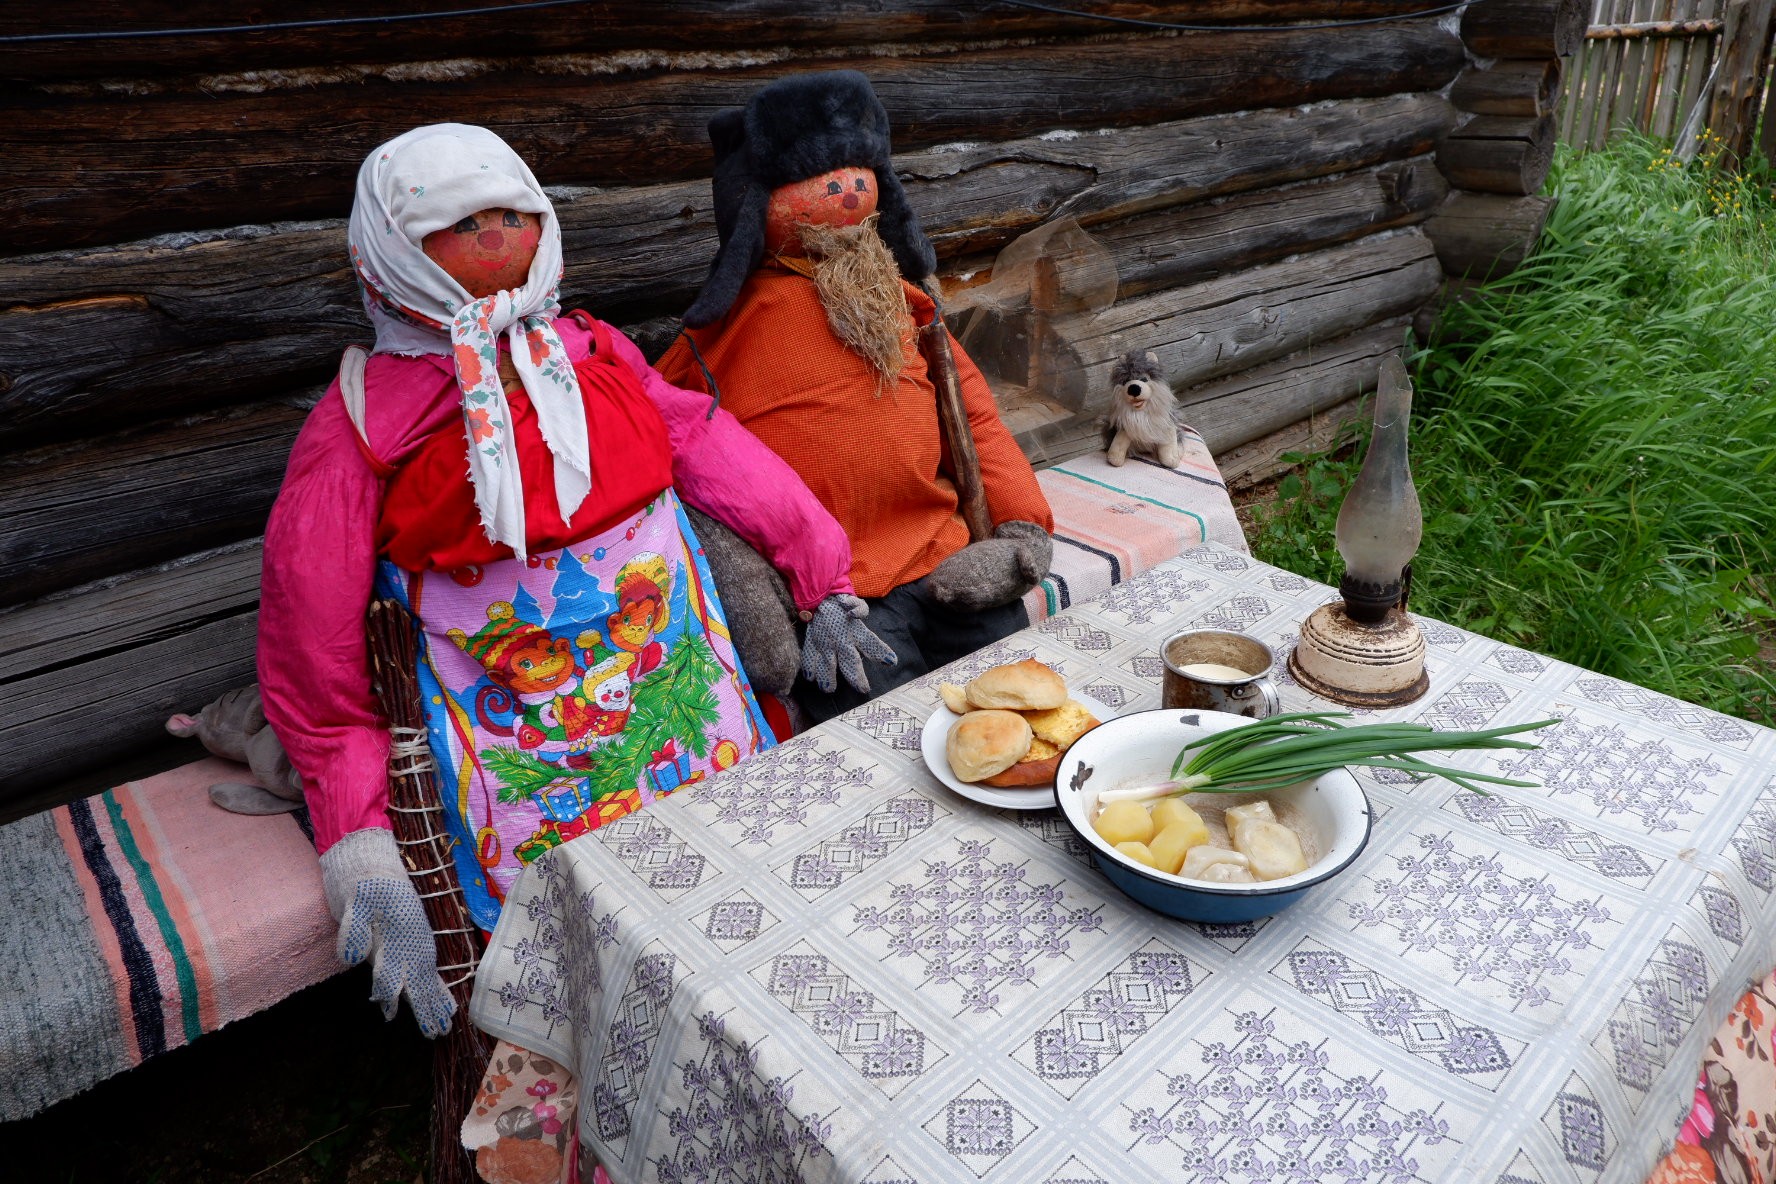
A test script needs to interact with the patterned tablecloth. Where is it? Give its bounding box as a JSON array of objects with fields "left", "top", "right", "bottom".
[{"left": 470, "top": 545, "right": 1776, "bottom": 1184}]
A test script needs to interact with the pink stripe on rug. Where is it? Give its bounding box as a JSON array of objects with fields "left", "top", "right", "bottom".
[{"left": 127, "top": 759, "right": 338, "bottom": 1026}]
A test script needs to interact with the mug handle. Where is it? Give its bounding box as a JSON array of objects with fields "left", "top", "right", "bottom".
[
  {"left": 1252, "top": 674, "right": 1281, "bottom": 719},
  {"left": 1231, "top": 675, "right": 1281, "bottom": 719}
]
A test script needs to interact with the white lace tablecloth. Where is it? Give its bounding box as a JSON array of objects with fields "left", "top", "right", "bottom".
[{"left": 469, "top": 545, "right": 1776, "bottom": 1184}]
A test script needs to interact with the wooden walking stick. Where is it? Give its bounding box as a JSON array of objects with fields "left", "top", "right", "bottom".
[
  {"left": 367, "top": 598, "right": 493, "bottom": 1184},
  {"left": 920, "top": 280, "right": 993, "bottom": 544}
]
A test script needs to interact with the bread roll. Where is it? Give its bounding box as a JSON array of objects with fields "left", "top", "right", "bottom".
[
  {"left": 938, "top": 683, "right": 973, "bottom": 714},
  {"left": 946, "top": 709, "right": 1033, "bottom": 782},
  {"left": 964, "top": 659, "right": 1068, "bottom": 711}
]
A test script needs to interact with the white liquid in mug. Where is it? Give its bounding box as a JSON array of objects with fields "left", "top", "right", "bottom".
[{"left": 1178, "top": 661, "right": 1256, "bottom": 681}]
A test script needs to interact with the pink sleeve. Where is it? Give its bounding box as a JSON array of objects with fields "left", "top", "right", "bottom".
[
  {"left": 257, "top": 387, "right": 392, "bottom": 853},
  {"left": 605, "top": 327, "right": 855, "bottom": 612}
]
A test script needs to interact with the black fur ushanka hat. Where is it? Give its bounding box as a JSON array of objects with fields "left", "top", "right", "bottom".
[{"left": 682, "top": 70, "right": 938, "bottom": 328}]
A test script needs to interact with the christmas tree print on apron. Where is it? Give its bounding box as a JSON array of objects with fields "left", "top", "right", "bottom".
[{"left": 376, "top": 490, "right": 772, "bottom": 929}]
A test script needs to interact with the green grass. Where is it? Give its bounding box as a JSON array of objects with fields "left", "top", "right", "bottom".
[{"left": 1249, "top": 136, "right": 1776, "bottom": 722}]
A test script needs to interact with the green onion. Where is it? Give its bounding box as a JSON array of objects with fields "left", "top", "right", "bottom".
[{"left": 1094, "top": 712, "right": 1558, "bottom": 804}]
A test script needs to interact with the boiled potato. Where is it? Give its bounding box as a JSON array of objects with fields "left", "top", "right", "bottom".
[
  {"left": 1114, "top": 841, "right": 1163, "bottom": 870},
  {"left": 1231, "top": 819, "right": 1307, "bottom": 880},
  {"left": 1179, "top": 845, "right": 1254, "bottom": 883},
  {"left": 1094, "top": 800, "right": 1156, "bottom": 846},
  {"left": 1224, "top": 800, "right": 1276, "bottom": 837},
  {"left": 1148, "top": 822, "right": 1204, "bottom": 875},
  {"left": 1149, "top": 799, "right": 1209, "bottom": 850}
]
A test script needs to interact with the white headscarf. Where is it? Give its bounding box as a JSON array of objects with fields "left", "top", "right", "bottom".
[{"left": 348, "top": 123, "right": 590, "bottom": 560}]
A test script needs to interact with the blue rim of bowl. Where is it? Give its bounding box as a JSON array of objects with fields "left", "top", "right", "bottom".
[{"left": 1055, "top": 721, "right": 1376, "bottom": 897}]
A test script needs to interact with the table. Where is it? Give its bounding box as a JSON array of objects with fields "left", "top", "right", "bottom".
[{"left": 469, "top": 545, "right": 1776, "bottom": 1183}]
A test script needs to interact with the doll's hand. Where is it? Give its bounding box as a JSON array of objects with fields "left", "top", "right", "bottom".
[
  {"left": 799, "top": 594, "right": 897, "bottom": 695},
  {"left": 925, "top": 521, "right": 1053, "bottom": 611},
  {"left": 319, "top": 827, "right": 456, "bottom": 1038}
]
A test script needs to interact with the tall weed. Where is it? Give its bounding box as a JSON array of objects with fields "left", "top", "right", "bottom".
[{"left": 1249, "top": 137, "right": 1776, "bottom": 721}]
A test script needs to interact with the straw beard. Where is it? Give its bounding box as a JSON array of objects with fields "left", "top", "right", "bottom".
[{"left": 797, "top": 214, "right": 916, "bottom": 391}]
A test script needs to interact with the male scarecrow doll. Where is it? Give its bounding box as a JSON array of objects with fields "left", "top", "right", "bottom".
[
  {"left": 258, "top": 123, "right": 887, "bottom": 1031},
  {"left": 657, "top": 71, "right": 1055, "bottom": 722}
]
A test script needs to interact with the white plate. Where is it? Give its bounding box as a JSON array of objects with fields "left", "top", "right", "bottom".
[{"left": 919, "top": 693, "right": 1118, "bottom": 811}]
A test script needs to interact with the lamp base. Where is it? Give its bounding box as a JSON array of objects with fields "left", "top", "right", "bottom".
[{"left": 1287, "top": 601, "right": 1429, "bottom": 709}]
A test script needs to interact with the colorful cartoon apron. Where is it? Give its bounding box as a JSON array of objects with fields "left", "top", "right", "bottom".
[{"left": 375, "top": 491, "right": 772, "bottom": 929}]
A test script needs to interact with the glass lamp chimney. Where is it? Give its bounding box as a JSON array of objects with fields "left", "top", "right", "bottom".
[{"left": 1335, "top": 354, "right": 1422, "bottom": 623}]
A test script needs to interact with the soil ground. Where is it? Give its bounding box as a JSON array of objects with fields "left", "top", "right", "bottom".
[{"left": 1, "top": 971, "right": 434, "bottom": 1184}]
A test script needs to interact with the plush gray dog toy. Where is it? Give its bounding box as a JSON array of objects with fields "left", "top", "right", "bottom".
[
  {"left": 166, "top": 684, "right": 304, "bottom": 815},
  {"left": 1106, "top": 348, "right": 1185, "bottom": 469}
]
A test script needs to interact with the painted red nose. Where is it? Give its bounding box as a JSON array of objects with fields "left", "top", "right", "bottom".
[
  {"left": 478, "top": 230, "right": 505, "bottom": 249},
  {"left": 842, "top": 192, "right": 860, "bottom": 210}
]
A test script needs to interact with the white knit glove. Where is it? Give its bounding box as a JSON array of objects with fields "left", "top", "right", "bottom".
[
  {"left": 799, "top": 593, "right": 897, "bottom": 694},
  {"left": 319, "top": 827, "right": 456, "bottom": 1038}
]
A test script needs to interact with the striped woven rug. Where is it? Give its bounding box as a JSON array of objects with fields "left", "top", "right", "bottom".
[
  {"left": 1024, "top": 428, "right": 1247, "bottom": 623},
  {"left": 0, "top": 758, "right": 338, "bottom": 1120}
]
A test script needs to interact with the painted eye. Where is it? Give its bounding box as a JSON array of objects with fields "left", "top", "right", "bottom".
[
  {"left": 826, "top": 180, "right": 842, "bottom": 195},
  {"left": 452, "top": 215, "right": 478, "bottom": 233},
  {"left": 502, "top": 210, "right": 524, "bottom": 228},
  {"left": 854, "top": 178, "right": 868, "bottom": 192}
]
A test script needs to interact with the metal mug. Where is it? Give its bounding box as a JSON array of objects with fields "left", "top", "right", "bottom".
[{"left": 1161, "top": 629, "right": 1281, "bottom": 719}]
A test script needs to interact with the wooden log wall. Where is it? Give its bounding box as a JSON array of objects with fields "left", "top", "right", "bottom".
[
  {"left": 0, "top": 1, "right": 1468, "bottom": 818},
  {"left": 1423, "top": 0, "right": 1578, "bottom": 322}
]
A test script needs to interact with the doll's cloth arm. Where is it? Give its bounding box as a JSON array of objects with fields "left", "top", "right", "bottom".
[
  {"left": 604, "top": 326, "right": 856, "bottom": 612},
  {"left": 257, "top": 388, "right": 394, "bottom": 854}
]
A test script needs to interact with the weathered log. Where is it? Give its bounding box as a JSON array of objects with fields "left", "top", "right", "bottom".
[
  {"left": 0, "top": 93, "right": 1454, "bottom": 443},
  {"left": 0, "top": 607, "right": 260, "bottom": 811},
  {"left": 0, "top": 541, "right": 261, "bottom": 684},
  {"left": 0, "top": 542, "right": 265, "bottom": 813},
  {"left": 1098, "top": 159, "right": 1448, "bottom": 299},
  {"left": 1011, "top": 232, "right": 1441, "bottom": 464},
  {"left": 1423, "top": 192, "right": 1557, "bottom": 280},
  {"left": 0, "top": 404, "right": 304, "bottom": 607},
  {"left": 1214, "top": 394, "right": 1370, "bottom": 490},
  {"left": 1450, "top": 60, "right": 1563, "bottom": 117},
  {"left": 1180, "top": 322, "right": 1409, "bottom": 454},
  {"left": 1461, "top": 0, "right": 1587, "bottom": 58},
  {"left": 0, "top": 24, "right": 1464, "bottom": 253},
  {"left": 2, "top": 2, "right": 1443, "bottom": 83},
  {"left": 1436, "top": 114, "right": 1557, "bottom": 195},
  {"left": 1587, "top": 19, "right": 1723, "bottom": 40}
]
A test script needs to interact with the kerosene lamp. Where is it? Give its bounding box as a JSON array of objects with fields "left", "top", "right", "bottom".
[{"left": 1287, "top": 354, "right": 1429, "bottom": 707}]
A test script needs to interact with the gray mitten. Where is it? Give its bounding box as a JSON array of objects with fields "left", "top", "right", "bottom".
[
  {"left": 799, "top": 594, "right": 897, "bottom": 694},
  {"left": 925, "top": 520, "right": 1054, "bottom": 611},
  {"left": 683, "top": 505, "right": 802, "bottom": 698},
  {"left": 319, "top": 827, "right": 456, "bottom": 1038},
  {"left": 169, "top": 684, "right": 306, "bottom": 815}
]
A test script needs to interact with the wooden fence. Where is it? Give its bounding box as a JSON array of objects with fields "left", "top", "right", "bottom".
[{"left": 1561, "top": 0, "right": 1776, "bottom": 162}]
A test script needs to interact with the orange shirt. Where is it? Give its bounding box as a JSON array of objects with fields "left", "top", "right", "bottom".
[{"left": 657, "top": 265, "right": 1053, "bottom": 599}]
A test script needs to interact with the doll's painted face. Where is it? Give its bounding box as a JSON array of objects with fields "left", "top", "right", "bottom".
[
  {"left": 764, "top": 166, "right": 878, "bottom": 255},
  {"left": 421, "top": 206, "right": 542, "bottom": 298}
]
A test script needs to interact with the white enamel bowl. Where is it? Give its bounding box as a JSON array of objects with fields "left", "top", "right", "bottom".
[{"left": 1054, "top": 708, "right": 1373, "bottom": 923}]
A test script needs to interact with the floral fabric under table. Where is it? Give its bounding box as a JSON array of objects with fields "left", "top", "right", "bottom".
[{"left": 470, "top": 545, "right": 1776, "bottom": 1184}]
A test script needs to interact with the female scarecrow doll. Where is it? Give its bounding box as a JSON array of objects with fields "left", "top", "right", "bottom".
[{"left": 258, "top": 124, "right": 886, "bottom": 1032}]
